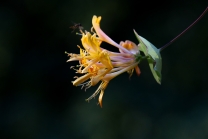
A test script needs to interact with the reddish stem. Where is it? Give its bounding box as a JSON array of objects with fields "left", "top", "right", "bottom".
[{"left": 160, "top": 7, "right": 208, "bottom": 52}]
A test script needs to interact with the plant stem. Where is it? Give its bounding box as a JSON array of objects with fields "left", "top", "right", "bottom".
[{"left": 159, "top": 7, "right": 208, "bottom": 52}]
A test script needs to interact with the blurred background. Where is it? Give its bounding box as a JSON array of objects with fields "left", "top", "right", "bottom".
[{"left": 0, "top": 0, "right": 208, "bottom": 139}]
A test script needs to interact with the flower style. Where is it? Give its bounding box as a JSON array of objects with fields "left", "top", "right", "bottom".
[{"left": 66, "top": 15, "right": 141, "bottom": 107}]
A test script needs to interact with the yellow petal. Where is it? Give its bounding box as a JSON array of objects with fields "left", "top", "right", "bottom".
[
  {"left": 72, "top": 73, "right": 92, "bottom": 86},
  {"left": 99, "top": 50, "right": 113, "bottom": 69},
  {"left": 81, "top": 32, "right": 101, "bottom": 54},
  {"left": 98, "top": 89, "right": 104, "bottom": 108}
]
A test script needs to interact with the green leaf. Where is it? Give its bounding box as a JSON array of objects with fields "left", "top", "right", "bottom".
[{"left": 134, "top": 30, "right": 162, "bottom": 84}]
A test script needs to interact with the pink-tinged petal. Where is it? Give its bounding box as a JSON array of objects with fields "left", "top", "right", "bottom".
[
  {"left": 92, "top": 15, "right": 131, "bottom": 54},
  {"left": 103, "top": 62, "right": 139, "bottom": 81}
]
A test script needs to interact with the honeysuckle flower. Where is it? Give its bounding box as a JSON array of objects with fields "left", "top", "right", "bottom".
[
  {"left": 66, "top": 8, "right": 208, "bottom": 107},
  {"left": 66, "top": 15, "right": 142, "bottom": 107}
]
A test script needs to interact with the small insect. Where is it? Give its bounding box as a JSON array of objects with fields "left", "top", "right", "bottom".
[{"left": 69, "top": 22, "right": 84, "bottom": 33}]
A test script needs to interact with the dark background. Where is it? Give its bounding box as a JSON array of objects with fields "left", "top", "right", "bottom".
[{"left": 1, "top": 0, "right": 208, "bottom": 139}]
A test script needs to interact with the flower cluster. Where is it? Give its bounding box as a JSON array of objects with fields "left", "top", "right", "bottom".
[{"left": 66, "top": 16, "right": 141, "bottom": 107}]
